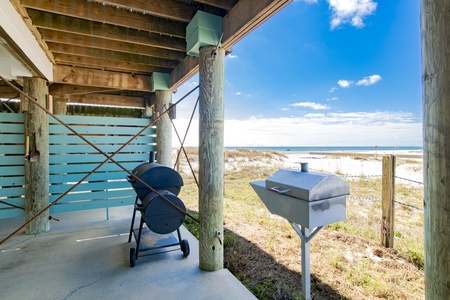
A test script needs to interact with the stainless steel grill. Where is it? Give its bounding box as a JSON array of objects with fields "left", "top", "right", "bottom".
[
  {"left": 251, "top": 163, "right": 350, "bottom": 300},
  {"left": 251, "top": 163, "right": 349, "bottom": 228}
]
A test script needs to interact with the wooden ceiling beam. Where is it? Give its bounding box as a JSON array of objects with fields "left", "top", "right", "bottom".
[
  {"left": 53, "top": 65, "right": 152, "bottom": 92},
  {"left": 53, "top": 54, "right": 172, "bottom": 75},
  {"left": 20, "top": 0, "right": 186, "bottom": 39},
  {"left": 170, "top": 0, "right": 292, "bottom": 90},
  {"left": 47, "top": 43, "right": 178, "bottom": 69},
  {"left": 49, "top": 83, "right": 118, "bottom": 96},
  {"left": 65, "top": 94, "right": 145, "bottom": 108},
  {"left": 98, "top": 0, "right": 224, "bottom": 22},
  {"left": 27, "top": 10, "right": 186, "bottom": 52},
  {"left": 222, "top": 0, "right": 292, "bottom": 49},
  {"left": 39, "top": 29, "right": 186, "bottom": 61},
  {"left": 0, "top": 86, "right": 21, "bottom": 99},
  {"left": 194, "top": 0, "right": 238, "bottom": 11}
]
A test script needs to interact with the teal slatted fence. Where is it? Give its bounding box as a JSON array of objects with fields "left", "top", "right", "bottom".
[
  {"left": 0, "top": 113, "right": 25, "bottom": 219},
  {"left": 0, "top": 112, "right": 155, "bottom": 219}
]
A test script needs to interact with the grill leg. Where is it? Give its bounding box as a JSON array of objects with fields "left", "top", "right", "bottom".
[
  {"left": 135, "top": 217, "right": 145, "bottom": 258},
  {"left": 128, "top": 196, "right": 139, "bottom": 243},
  {"left": 176, "top": 228, "right": 182, "bottom": 243}
]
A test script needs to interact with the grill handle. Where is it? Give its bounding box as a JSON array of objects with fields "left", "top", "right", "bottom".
[
  {"left": 270, "top": 187, "right": 290, "bottom": 194},
  {"left": 127, "top": 175, "right": 135, "bottom": 183}
]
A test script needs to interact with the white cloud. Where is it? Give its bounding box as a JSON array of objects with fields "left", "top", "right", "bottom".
[
  {"left": 335, "top": 74, "right": 382, "bottom": 90},
  {"left": 327, "top": 97, "right": 339, "bottom": 101},
  {"left": 356, "top": 74, "right": 382, "bottom": 86},
  {"left": 337, "top": 79, "right": 353, "bottom": 88},
  {"left": 290, "top": 101, "right": 330, "bottom": 110},
  {"left": 329, "top": 87, "right": 338, "bottom": 92},
  {"left": 235, "top": 92, "right": 242, "bottom": 95},
  {"left": 227, "top": 54, "right": 238, "bottom": 59},
  {"left": 327, "top": 0, "right": 378, "bottom": 29},
  {"left": 172, "top": 111, "right": 421, "bottom": 147}
]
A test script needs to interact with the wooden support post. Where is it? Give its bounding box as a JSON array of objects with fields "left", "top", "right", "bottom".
[
  {"left": 198, "top": 45, "right": 225, "bottom": 271},
  {"left": 381, "top": 155, "right": 395, "bottom": 248},
  {"left": 154, "top": 90, "right": 172, "bottom": 166},
  {"left": 23, "top": 77, "right": 50, "bottom": 234},
  {"left": 421, "top": 0, "right": 450, "bottom": 297},
  {"left": 53, "top": 99, "right": 67, "bottom": 115}
]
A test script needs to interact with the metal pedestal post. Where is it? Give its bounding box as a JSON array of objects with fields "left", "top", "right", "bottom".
[{"left": 289, "top": 222, "right": 323, "bottom": 300}]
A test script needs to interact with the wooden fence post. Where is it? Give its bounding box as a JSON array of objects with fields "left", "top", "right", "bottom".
[{"left": 381, "top": 155, "right": 395, "bottom": 248}]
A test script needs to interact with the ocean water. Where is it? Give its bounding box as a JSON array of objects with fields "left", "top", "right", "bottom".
[{"left": 225, "top": 146, "right": 423, "bottom": 154}]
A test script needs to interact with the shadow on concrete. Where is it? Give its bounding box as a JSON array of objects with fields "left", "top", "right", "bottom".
[{"left": 222, "top": 228, "right": 350, "bottom": 300}]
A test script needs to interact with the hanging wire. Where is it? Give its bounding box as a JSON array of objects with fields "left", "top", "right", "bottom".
[{"left": 169, "top": 95, "right": 200, "bottom": 187}]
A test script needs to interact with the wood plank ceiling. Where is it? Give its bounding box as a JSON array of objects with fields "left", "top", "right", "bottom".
[{"left": 1, "top": 0, "right": 291, "bottom": 109}]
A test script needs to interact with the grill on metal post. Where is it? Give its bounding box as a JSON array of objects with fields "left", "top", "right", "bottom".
[
  {"left": 127, "top": 152, "right": 190, "bottom": 267},
  {"left": 251, "top": 163, "right": 350, "bottom": 300}
]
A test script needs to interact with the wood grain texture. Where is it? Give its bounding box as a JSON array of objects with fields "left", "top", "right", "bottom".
[
  {"left": 153, "top": 90, "right": 172, "bottom": 167},
  {"left": 53, "top": 66, "right": 152, "bottom": 92},
  {"left": 421, "top": 0, "right": 450, "bottom": 298},
  {"left": 21, "top": 0, "right": 186, "bottom": 38},
  {"left": 381, "top": 155, "right": 395, "bottom": 248},
  {"left": 198, "top": 46, "right": 225, "bottom": 271},
  {"left": 23, "top": 77, "right": 50, "bottom": 234}
]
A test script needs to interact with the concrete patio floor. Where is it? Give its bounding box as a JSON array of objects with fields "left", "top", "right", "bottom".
[{"left": 0, "top": 206, "right": 256, "bottom": 300}]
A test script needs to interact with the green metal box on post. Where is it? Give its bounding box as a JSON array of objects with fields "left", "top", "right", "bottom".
[
  {"left": 186, "top": 10, "right": 222, "bottom": 57},
  {"left": 151, "top": 72, "right": 170, "bottom": 92}
]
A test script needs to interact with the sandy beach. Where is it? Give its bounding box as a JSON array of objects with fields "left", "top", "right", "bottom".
[{"left": 283, "top": 150, "right": 424, "bottom": 183}]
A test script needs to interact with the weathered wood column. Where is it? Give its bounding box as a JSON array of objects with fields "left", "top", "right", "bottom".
[
  {"left": 381, "top": 155, "right": 395, "bottom": 248},
  {"left": 198, "top": 45, "right": 225, "bottom": 271},
  {"left": 23, "top": 77, "right": 50, "bottom": 234},
  {"left": 53, "top": 99, "right": 67, "bottom": 115},
  {"left": 421, "top": 0, "right": 450, "bottom": 298},
  {"left": 154, "top": 90, "right": 172, "bottom": 166}
]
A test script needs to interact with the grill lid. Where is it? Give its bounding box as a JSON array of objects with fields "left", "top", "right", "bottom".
[{"left": 265, "top": 168, "right": 350, "bottom": 201}]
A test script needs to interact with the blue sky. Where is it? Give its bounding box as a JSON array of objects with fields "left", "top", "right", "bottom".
[{"left": 173, "top": 0, "right": 422, "bottom": 147}]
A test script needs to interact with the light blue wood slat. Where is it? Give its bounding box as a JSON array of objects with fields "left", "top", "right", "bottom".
[
  {"left": 0, "top": 176, "right": 25, "bottom": 186},
  {"left": 0, "top": 165, "right": 24, "bottom": 176},
  {"left": 49, "top": 172, "right": 129, "bottom": 184},
  {"left": 50, "top": 180, "right": 130, "bottom": 194},
  {"left": 50, "top": 197, "right": 135, "bottom": 213},
  {"left": 49, "top": 144, "right": 151, "bottom": 154},
  {"left": 49, "top": 162, "right": 138, "bottom": 174},
  {"left": 49, "top": 125, "right": 155, "bottom": 135},
  {"left": 0, "top": 123, "right": 25, "bottom": 133},
  {"left": 50, "top": 115, "right": 151, "bottom": 126},
  {"left": 0, "top": 133, "right": 24, "bottom": 143},
  {"left": 49, "top": 134, "right": 154, "bottom": 145},
  {"left": 0, "top": 198, "right": 24, "bottom": 208},
  {"left": 0, "top": 208, "right": 24, "bottom": 219},
  {"left": 49, "top": 189, "right": 134, "bottom": 202},
  {"left": 0, "top": 145, "right": 25, "bottom": 154},
  {"left": 0, "top": 155, "right": 26, "bottom": 166},
  {"left": 0, "top": 113, "right": 24, "bottom": 123},
  {"left": 0, "top": 187, "right": 24, "bottom": 197},
  {"left": 49, "top": 153, "right": 150, "bottom": 164}
]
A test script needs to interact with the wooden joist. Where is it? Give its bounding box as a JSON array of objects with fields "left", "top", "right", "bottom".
[
  {"left": 27, "top": 10, "right": 186, "bottom": 52},
  {"left": 65, "top": 94, "right": 145, "bottom": 108},
  {"left": 99, "top": 0, "right": 225, "bottom": 22},
  {"left": 21, "top": 0, "right": 186, "bottom": 39},
  {"left": 39, "top": 29, "right": 186, "bottom": 61},
  {"left": 53, "top": 66, "right": 152, "bottom": 92},
  {"left": 47, "top": 43, "right": 179, "bottom": 69}
]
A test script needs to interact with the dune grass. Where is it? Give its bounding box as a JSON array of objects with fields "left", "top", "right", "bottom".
[{"left": 179, "top": 148, "right": 424, "bottom": 299}]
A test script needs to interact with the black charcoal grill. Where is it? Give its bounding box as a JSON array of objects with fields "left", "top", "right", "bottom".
[
  {"left": 127, "top": 155, "right": 189, "bottom": 267},
  {"left": 251, "top": 163, "right": 350, "bottom": 300}
]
